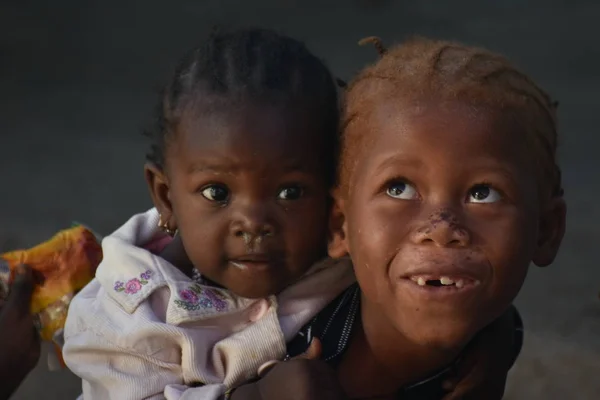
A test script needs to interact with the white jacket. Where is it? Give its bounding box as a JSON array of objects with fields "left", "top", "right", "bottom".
[{"left": 63, "top": 208, "right": 355, "bottom": 400}]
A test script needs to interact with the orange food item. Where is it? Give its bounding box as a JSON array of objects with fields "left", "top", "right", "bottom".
[{"left": 0, "top": 224, "right": 103, "bottom": 369}]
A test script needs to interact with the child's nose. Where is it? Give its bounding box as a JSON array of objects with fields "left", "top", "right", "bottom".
[
  {"left": 230, "top": 206, "right": 276, "bottom": 238},
  {"left": 410, "top": 209, "right": 470, "bottom": 248}
]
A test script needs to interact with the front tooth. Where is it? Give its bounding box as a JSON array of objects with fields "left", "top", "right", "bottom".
[
  {"left": 440, "top": 276, "right": 454, "bottom": 285},
  {"left": 417, "top": 277, "right": 426, "bottom": 286},
  {"left": 455, "top": 280, "right": 464, "bottom": 288}
]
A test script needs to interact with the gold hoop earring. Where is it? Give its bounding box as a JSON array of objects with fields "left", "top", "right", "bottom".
[{"left": 158, "top": 214, "right": 177, "bottom": 237}]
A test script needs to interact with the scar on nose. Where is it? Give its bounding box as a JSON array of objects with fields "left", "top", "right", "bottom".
[
  {"left": 429, "top": 210, "right": 458, "bottom": 224},
  {"left": 428, "top": 210, "right": 467, "bottom": 236}
]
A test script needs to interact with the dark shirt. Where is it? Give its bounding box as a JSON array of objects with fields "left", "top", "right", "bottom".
[{"left": 286, "top": 283, "right": 523, "bottom": 399}]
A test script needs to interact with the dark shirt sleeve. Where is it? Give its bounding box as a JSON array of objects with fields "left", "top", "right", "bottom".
[{"left": 287, "top": 292, "right": 524, "bottom": 400}]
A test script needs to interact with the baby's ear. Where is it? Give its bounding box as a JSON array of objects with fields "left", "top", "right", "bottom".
[
  {"left": 144, "top": 163, "right": 175, "bottom": 227},
  {"left": 328, "top": 190, "right": 349, "bottom": 259},
  {"left": 532, "top": 196, "right": 566, "bottom": 267}
]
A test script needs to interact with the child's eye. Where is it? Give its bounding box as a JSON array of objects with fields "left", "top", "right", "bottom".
[
  {"left": 201, "top": 184, "right": 230, "bottom": 203},
  {"left": 386, "top": 181, "right": 418, "bottom": 200},
  {"left": 468, "top": 184, "right": 501, "bottom": 203},
  {"left": 277, "top": 185, "right": 304, "bottom": 200}
]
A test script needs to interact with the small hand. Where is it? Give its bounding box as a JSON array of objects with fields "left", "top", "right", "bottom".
[
  {"left": 0, "top": 265, "right": 41, "bottom": 400},
  {"left": 231, "top": 338, "right": 347, "bottom": 400}
]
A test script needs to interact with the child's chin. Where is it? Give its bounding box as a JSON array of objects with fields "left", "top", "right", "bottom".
[
  {"left": 227, "top": 280, "right": 283, "bottom": 299},
  {"left": 228, "top": 286, "right": 271, "bottom": 299},
  {"left": 401, "top": 316, "right": 484, "bottom": 352}
]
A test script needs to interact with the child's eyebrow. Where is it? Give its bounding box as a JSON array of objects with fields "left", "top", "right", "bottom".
[
  {"left": 371, "top": 155, "right": 521, "bottom": 182},
  {"left": 469, "top": 165, "right": 521, "bottom": 184},
  {"left": 372, "top": 154, "right": 426, "bottom": 171}
]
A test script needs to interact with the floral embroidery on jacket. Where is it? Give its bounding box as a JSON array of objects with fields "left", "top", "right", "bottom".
[
  {"left": 114, "top": 270, "right": 152, "bottom": 294},
  {"left": 175, "top": 284, "right": 229, "bottom": 312}
]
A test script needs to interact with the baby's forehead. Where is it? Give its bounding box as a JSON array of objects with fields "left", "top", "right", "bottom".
[
  {"left": 178, "top": 104, "right": 312, "bottom": 142},
  {"left": 168, "top": 106, "right": 335, "bottom": 178}
]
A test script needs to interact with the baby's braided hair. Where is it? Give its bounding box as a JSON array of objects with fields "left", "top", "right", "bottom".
[
  {"left": 143, "top": 27, "right": 340, "bottom": 185},
  {"left": 340, "top": 36, "right": 563, "bottom": 200}
]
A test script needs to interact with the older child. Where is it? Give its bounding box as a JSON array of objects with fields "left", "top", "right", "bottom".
[
  {"left": 233, "top": 36, "right": 564, "bottom": 400},
  {"left": 331, "top": 35, "right": 564, "bottom": 399}
]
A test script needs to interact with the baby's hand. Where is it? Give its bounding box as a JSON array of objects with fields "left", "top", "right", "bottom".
[
  {"left": 0, "top": 265, "right": 41, "bottom": 400},
  {"left": 230, "top": 338, "right": 347, "bottom": 400}
]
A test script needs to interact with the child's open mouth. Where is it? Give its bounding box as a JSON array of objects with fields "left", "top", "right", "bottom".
[
  {"left": 408, "top": 275, "right": 480, "bottom": 289},
  {"left": 398, "top": 262, "right": 487, "bottom": 301}
]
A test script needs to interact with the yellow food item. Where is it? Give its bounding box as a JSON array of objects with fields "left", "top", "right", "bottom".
[{"left": 0, "top": 225, "right": 103, "bottom": 368}]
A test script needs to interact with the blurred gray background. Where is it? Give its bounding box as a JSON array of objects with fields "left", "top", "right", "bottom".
[{"left": 1, "top": 0, "right": 599, "bottom": 398}]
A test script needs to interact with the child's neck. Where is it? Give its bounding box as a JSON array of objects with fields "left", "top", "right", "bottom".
[
  {"left": 158, "top": 236, "right": 224, "bottom": 289},
  {"left": 158, "top": 235, "right": 195, "bottom": 278},
  {"left": 337, "top": 293, "right": 464, "bottom": 399}
]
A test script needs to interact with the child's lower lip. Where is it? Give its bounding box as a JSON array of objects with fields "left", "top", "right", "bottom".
[{"left": 229, "top": 260, "right": 272, "bottom": 271}]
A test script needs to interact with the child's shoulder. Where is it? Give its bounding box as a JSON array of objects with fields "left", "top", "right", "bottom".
[
  {"left": 66, "top": 261, "right": 252, "bottom": 348},
  {"left": 94, "top": 208, "right": 182, "bottom": 313},
  {"left": 96, "top": 234, "right": 170, "bottom": 314},
  {"left": 90, "top": 247, "right": 255, "bottom": 327}
]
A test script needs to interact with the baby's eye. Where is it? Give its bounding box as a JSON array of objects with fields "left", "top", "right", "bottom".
[
  {"left": 386, "top": 181, "right": 418, "bottom": 200},
  {"left": 277, "top": 185, "right": 304, "bottom": 200},
  {"left": 201, "top": 185, "right": 230, "bottom": 203},
  {"left": 468, "top": 184, "right": 501, "bottom": 203}
]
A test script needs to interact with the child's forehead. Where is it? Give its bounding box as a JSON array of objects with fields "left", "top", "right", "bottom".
[
  {"left": 167, "top": 104, "right": 332, "bottom": 174},
  {"left": 357, "top": 99, "right": 522, "bottom": 151},
  {"left": 346, "top": 99, "right": 539, "bottom": 187},
  {"left": 177, "top": 103, "right": 318, "bottom": 146}
]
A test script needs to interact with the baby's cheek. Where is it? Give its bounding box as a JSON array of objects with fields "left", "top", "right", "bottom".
[{"left": 286, "top": 216, "right": 325, "bottom": 249}]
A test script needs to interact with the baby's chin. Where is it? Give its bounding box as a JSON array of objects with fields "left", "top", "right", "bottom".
[
  {"left": 228, "top": 285, "right": 280, "bottom": 299},
  {"left": 213, "top": 274, "right": 292, "bottom": 299}
]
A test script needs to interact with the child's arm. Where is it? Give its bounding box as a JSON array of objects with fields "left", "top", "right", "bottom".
[
  {"left": 0, "top": 266, "right": 40, "bottom": 400},
  {"left": 64, "top": 330, "right": 230, "bottom": 399},
  {"left": 62, "top": 281, "right": 231, "bottom": 400},
  {"left": 441, "top": 305, "right": 523, "bottom": 400}
]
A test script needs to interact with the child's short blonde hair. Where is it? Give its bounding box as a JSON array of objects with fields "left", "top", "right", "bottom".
[{"left": 340, "top": 36, "right": 562, "bottom": 200}]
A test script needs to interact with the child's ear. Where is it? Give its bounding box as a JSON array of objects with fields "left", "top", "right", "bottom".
[
  {"left": 328, "top": 191, "right": 349, "bottom": 259},
  {"left": 532, "top": 196, "right": 566, "bottom": 267},
  {"left": 144, "top": 163, "right": 175, "bottom": 227}
]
